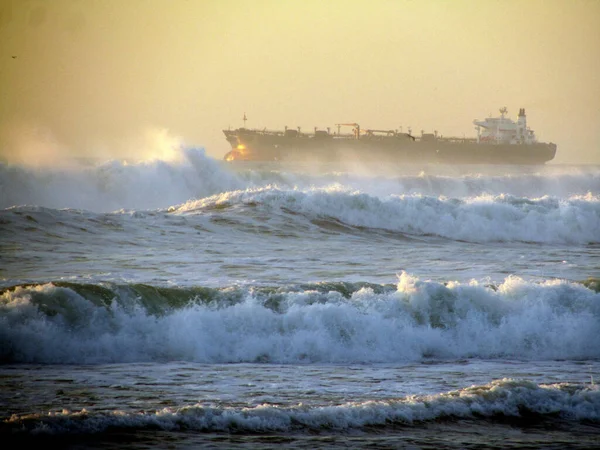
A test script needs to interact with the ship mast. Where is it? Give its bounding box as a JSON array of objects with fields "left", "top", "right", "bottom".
[{"left": 243, "top": 112, "right": 247, "bottom": 128}]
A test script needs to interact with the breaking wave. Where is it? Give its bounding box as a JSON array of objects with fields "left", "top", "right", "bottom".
[
  {"left": 4, "top": 186, "right": 597, "bottom": 245},
  {"left": 1, "top": 274, "right": 599, "bottom": 364},
  {"left": 175, "top": 186, "right": 600, "bottom": 244}
]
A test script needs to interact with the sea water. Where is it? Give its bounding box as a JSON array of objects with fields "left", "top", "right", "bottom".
[{"left": 1, "top": 148, "right": 599, "bottom": 448}]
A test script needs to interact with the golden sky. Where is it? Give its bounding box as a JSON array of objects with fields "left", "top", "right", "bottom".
[{"left": 0, "top": 0, "right": 599, "bottom": 164}]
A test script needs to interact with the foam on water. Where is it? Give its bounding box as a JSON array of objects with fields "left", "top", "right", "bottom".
[
  {"left": 4, "top": 379, "right": 599, "bottom": 435},
  {"left": 1, "top": 274, "right": 598, "bottom": 364}
]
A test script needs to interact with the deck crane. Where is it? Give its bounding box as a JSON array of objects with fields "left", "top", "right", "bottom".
[{"left": 335, "top": 123, "right": 360, "bottom": 139}]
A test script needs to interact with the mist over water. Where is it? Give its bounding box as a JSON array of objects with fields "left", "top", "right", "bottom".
[
  {"left": 0, "top": 147, "right": 243, "bottom": 211},
  {"left": 1, "top": 143, "right": 599, "bottom": 207}
]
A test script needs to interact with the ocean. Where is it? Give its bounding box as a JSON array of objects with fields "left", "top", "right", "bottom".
[{"left": 1, "top": 147, "right": 599, "bottom": 449}]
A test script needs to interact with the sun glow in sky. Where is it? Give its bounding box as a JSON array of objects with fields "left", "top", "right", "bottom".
[{"left": 1, "top": 0, "right": 599, "bottom": 164}]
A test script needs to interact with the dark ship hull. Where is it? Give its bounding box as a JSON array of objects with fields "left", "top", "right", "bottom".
[{"left": 223, "top": 129, "right": 557, "bottom": 165}]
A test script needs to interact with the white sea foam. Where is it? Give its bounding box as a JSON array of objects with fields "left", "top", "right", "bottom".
[
  {"left": 1, "top": 275, "right": 598, "bottom": 364},
  {"left": 5, "top": 379, "right": 600, "bottom": 435}
]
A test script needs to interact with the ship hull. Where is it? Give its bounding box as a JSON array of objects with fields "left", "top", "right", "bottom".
[{"left": 223, "top": 132, "right": 557, "bottom": 165}]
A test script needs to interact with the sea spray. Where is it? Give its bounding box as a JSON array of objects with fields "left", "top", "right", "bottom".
[{"left": 0, "top": 147, "right": 243, "bottom": 212}]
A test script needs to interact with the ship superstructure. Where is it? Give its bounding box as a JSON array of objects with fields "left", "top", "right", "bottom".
[
  {"left": 223, "top": 108, "right": 556, "bottom": 165},
  {"left": 474, "top": 107, "right": 537, "bottom": 144}
]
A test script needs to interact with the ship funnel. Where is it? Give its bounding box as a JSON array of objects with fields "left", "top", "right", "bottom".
[{"left": 517, "top": 108, "right": 527, "bottom": 141}]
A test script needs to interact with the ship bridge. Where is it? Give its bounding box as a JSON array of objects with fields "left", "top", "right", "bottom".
[{"left": 473, "top": 107, "right": 537, "bottom": 144}]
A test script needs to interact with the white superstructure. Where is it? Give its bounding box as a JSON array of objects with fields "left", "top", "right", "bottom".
[{"left": 474, "top": 107, "right": 537, "bottom": 144}]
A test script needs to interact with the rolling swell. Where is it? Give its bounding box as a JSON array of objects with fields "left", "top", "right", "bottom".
[
  {"left": 3, "top": 379, "right": 599, "bottom": 436},
  {"left": 1, "top": 274, "right": 598, "bottom": 364}
]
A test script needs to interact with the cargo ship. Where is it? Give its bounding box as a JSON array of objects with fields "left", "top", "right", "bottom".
[{"left": 223, "top": 108, "right": 556, "bottom": 165}]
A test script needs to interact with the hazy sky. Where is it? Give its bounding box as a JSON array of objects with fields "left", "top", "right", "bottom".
[{"left": 1, "top": 0, "right": 599, "bottom": 164}]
